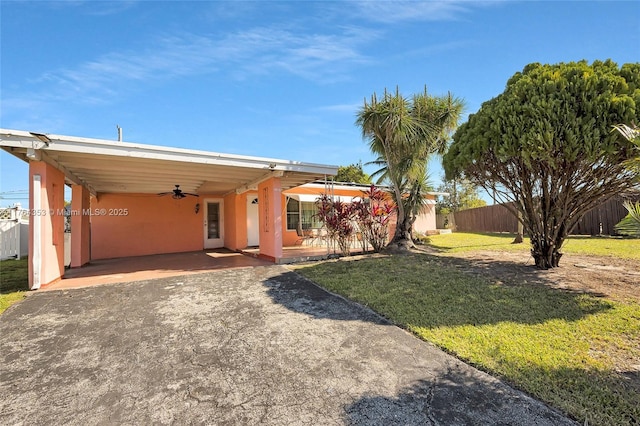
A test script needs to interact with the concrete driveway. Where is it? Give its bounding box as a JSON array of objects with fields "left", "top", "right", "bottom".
[{"left": 0, "top": 265, "right": 575, "bottom": 425}]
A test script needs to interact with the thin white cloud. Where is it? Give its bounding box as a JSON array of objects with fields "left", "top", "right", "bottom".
[
  {"left": 20, "top": 26, "right": 378, "bottom": 106},
  {"left": 221, "top": 26, "right": 377, "bottom": 81},
  {"left": 350, "top": 1, "right": 471, "bottom": 23},
  {"left": 85, "top": 1, "right": 138, "bottom": 16},
  {"left": 315, "top": 102, "right": 363, "bottom": 113},
  {"left": 36, "top": 0, "right": 138, "bottom": 16},
  {"left": 397, "top": 39, "right": 477, "bottom": 59}
]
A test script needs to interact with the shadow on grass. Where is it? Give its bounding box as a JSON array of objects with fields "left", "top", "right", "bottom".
[
  {"left": 424, "top": 232, "right": 523, "bottom": 252},
  {"left": 0, "top": 258, "right": 29, "bottom": 294},
  {"left": 286, "top": 252, "right": 613, "bottom": 327},
  {"left": 427, "top": 242, "right": 521, "bottom": 253}
]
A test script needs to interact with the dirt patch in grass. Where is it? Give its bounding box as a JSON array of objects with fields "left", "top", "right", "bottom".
[
  {"left": 435, "top": 249, "right": 640, "bottom": 304},
  {"left": 425, "top": 248, "right": 640, "bottom": 397}
]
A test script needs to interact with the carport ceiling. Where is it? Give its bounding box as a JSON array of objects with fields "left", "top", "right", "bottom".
[{"left": 0, "top": 129, "right": 338, "bottom": 196}]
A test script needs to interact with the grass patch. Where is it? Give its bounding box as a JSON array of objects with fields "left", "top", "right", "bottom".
[
  {"left": 297, "top": 253, "right": 640, "bottom": 425},
  {"left": 427, "top": 232, "right": 640, "bottom": 260},
  {"left": 0, "top": 258, "right": 29, "bottom": 314}
]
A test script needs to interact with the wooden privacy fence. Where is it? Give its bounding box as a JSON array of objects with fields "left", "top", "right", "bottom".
[{"left": 438, "top": 197, "right": 634, "bottom": 236}]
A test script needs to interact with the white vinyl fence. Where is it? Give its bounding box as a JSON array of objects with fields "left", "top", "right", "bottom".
[{"left": 0, "top": 206, "right": 29, "bottom": 260}]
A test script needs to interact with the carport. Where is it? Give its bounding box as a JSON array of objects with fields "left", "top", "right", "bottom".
[
  {"left": 0, "top": 129, "right": 337, "bottom": 289},
  {"left": 46, "top": 249, "right": 271, "bottom": 291}
]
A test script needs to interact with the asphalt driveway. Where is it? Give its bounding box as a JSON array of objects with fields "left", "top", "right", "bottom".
[{"left": 0, "top": 265, "right": 575, "bottom": 425}]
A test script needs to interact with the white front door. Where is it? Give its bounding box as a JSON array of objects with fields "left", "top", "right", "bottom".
[
  {"left": 247, "top": 196, "right": 259, "bottom": 247},
  {"left": 204, "top": 199, "right": 224, "bottom": 249}
]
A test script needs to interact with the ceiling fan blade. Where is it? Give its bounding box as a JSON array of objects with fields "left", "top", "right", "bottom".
[
  {"left": 183, "top": 193, "right": 199, "bottom": 197},
  {"left": 159, "top": 185, "right": 192, "bottom": 198}
]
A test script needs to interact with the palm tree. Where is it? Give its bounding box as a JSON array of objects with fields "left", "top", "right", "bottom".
[
  {"left": 356, "top": 87, "right": 463, "bottom": 249},
  {"left": 614, "top": 124, "right": 640, "bottom": 236}
]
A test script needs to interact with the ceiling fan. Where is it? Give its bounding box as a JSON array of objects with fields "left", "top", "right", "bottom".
[{"left": 158, "top": 185, "right": 199, "bottom": 199}]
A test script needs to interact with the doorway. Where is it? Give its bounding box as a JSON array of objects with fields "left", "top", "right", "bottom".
[
  {"left": 204, "top": 199, "right": 224, "bottom": 249},
  {"left": 247, "top": 196, "right": 259, "bottom": 247}
]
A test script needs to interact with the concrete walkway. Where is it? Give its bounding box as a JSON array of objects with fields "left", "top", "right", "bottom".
[{"left": 0, "top": 265, "right": 576, "bottom": 425}]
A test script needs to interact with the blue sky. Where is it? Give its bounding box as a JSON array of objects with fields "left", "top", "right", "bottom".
[{"left": 1, "top": 0, "right": 638, "bottom": 206}]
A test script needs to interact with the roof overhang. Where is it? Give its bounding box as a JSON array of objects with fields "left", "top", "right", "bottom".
[
  {"left": 1, "top": 129, "right": 338, "bottom": 197},
  {"left": 300, "top": 182, "right": 447, "bottom": 198},
  {"left": 287, "top": 194, "right": 321, "bottom": 203}
]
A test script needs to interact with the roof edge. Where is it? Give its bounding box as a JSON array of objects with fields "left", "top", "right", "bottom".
[{"left": 0, "top": 128, "right": 339, "bottom": 175}]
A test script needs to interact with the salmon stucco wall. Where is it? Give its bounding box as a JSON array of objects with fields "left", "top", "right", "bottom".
[
  {"left": 29, "top": 161, "right": 65, "bottom": 288},
  {"left": 91, "top": 194, "right": 203, "bottom": 259},
  {"left": 258, "top": 178, "right": 283, "bottom": 260},
  {"left": 71, "top": 185, "right": 91, "bottom": 267},
  {"left": 413, "top": 203, "right": 437, "bottom": 234},
  {"left": 223, "top": 192, "right": 247, "bottom": 251},
  {"left": 281, "top": 193, "right": 299, "bottom": 246}
]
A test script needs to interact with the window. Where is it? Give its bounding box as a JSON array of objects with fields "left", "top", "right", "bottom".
[
  {"left": 287, "top": 198, "right": 322, "bottom": 230},
  {"left": 301, "top": 202, "right": 322, "bottom": 229},
  {"left": 286, "top": 198, "right": 299, "bottom": 230},
  {"left": 207, "top": 202, "right": 220, "bottom": 239}
]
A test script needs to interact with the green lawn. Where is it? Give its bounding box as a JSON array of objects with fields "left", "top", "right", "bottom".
[
  {"left": 0, "top": 258, "right": 29, "bottom": 314},
  {"left": 426, "top": 232, "right": 640, "bottom": 260},
  {"left": 296, "top": 244, "right": 640, "bottom": 425}
]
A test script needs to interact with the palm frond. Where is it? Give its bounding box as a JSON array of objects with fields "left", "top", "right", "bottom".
[{"left": 615, "top": 201, "right": 640, "bottom": 237}]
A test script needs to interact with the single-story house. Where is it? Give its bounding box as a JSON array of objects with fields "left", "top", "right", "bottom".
[{"left": 0, "top": 129, "right": 440, "bottom": 290}]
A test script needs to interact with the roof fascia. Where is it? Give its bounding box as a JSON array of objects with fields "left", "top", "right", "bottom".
[
  {"left": 0, "top": 129, "right": 338, "bottom": 176},
  {"left": 1, "top": 132, "right": 96, "bottom": 196}
]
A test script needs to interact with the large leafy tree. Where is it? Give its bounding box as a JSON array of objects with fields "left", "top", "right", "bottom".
[
  {"left": 444, "top": 60, "right": 640, "bottom": 269},
  {"left": 356, "top": 88, "right": 463, "bottom": 249},
  {"left": 436, "top": 178, "right": 487, "bottom": 214},
  {"left": 333, "top": 162, "right": 372, "bottom": 184}
]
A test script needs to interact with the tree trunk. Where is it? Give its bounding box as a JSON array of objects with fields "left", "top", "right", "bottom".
[
  {"left": 512, "top": 211, "right": 524, "bottom": 244},
  {"left": 530, "top": 235, "right": 564, "bottom": 269},
  {"left": 387, "top": 215, "right": 415, "bottom": 252}
]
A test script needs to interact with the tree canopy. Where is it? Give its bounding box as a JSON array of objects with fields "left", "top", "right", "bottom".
[
  {"left": 436, "top": 178, "right": 487, "bottom": 214},
  {"left": 332, "top": 163, "right": 372, "bottom": 184},
  {"left": 444, "top": 60, "right": 640, "bottom": 269}
]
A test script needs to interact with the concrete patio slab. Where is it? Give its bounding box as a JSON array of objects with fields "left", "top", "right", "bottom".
[
  {"left": 0, "top": 265, "right": 576, "bottom": 425},
  {"left": 50, "top": 249, "right": 270, "bottom": 290}
]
